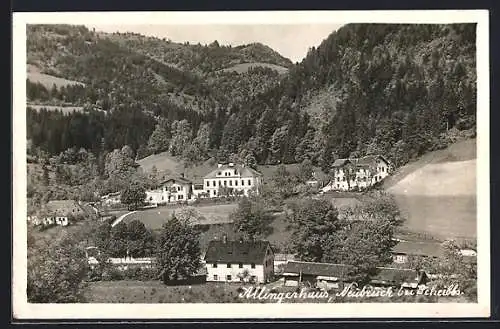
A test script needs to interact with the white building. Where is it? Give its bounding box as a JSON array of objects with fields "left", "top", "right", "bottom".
[
  {"left": 322, "top": 155, "right": 392, "bottom": 192},
  {"left": 203, "top": 163, "right": 263, "bottom": 198},
  {"left": 145, "top": 176, "right": 193, "bottom": 205},
  {"left": 204, "top": 236, "right": 274, "bottom": 284}
]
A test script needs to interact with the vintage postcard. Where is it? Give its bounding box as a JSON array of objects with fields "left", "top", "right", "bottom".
[{"left": 12, "top": 10, "right": 490, "bottom": 319}]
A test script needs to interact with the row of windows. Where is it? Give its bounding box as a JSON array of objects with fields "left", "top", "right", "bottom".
[
  {"left": 206, "top": 179, "right": 252, "bottom": 187},
  {"left": 212, "top": 262, "right": 256, "bottom": 269},
  {"left": 335, "top": 166, "right": 387, "bottom": 174},
  {"left": 217, "top": 170, "right": 238, "bottom": 177},
  {"left": 213, "top": 274, "right": 257, "bottom": 281},
  {"left": 335, "top": 175, "right": 384, "bottom": 182},
  {"left": 164, "top": 186, "right": 183, "bottom": 192}
]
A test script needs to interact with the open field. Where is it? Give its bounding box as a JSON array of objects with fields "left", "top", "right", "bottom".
[
  {"left": 136, "top": 151, "right": 184, "bottom": 177},
  {"left": 385, "top": 138, "right": 477, "bottom": 240},
  {"left": 27, "top": 64, "right": 85, "bottom": 89},
  {"left": 219, "top": 62, "right": 289, "bottom": 74},
  {"left": 393, "top": 195, "right": 476, "bottom": 240},
  {"left": 84, "top": 280, "right": 468, "bottom": 303},
  {"left": 121, "top": 204, "right": 238, "bottom": 230},
  {"left": 383, "top": 138, "right": 476, "bottom": 190},
  {"left": 84, "top": 280, "right": 244, "bottom": 303}
]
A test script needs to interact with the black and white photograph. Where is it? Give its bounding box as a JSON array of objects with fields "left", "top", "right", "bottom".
[{"left": 12, "top": 10, "right": 490, "bottom": 319}]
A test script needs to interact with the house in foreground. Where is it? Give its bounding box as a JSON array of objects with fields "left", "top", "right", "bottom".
[
  {"left": 281, "top": 261, "right": 427, "bottom": 290},
  {"left": 204, "top": 235, "right": 274, "bottom": 284},
  {"left": 322, "top": 155, "right": 392, "bottom": 192}
]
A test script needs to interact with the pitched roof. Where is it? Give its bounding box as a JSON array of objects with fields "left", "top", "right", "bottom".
[
  {"left": 370, "top": 267, "right": 422, "bottom": 286},
  {"left": 160, "top": 176, "right": 192, "bottom": 185},
  {"left": 204, "top": 240, "right": 271, "bottom": 264},
  {"left": 283, "top": 261, "right": 353, "bottom": 278},
  {"left": 283, "top": 261, "right": 425, "bottom": 286},
  {"left": 204, "top": 164, "right": 263, "bottom": 179},
  {"left": 332, "top": 155, "right": 391, "bottom": 169},
  {"left": 392, "top": 241, "right": 443, "bottom": 258}
]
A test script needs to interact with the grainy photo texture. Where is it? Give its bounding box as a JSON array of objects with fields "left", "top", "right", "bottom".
[{"left": 12, "top": 11, "right": 490, "bottom": 319}]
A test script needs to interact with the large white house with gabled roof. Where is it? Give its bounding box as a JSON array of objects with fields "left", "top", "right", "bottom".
[
  {"left": 145, "top": 175, "right": 193, "bottom": 205},
  {"left": 203, "top": 163, "right": 263, "bottom": 198},
  {"left": 322, "top": 155, "right": 393, "bottom": 192}
]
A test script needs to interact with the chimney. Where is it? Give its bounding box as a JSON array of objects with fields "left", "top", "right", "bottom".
[
  {"left": 228, "top": 162, "right": 234, "bottom": 167},
  {"left": 217, "top": 163, "right": 223, "bottom": 168},
  {"left": 222, "top": 233, "right": 228, "bottom": 244}
]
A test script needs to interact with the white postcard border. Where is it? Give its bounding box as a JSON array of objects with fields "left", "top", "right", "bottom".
[{"left": 12, "top": 10, "right": 490, "bottom": 319}]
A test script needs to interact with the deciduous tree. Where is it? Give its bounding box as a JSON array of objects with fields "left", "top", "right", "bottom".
[{"left": 155, "top": 215, "right": 201, "bottom": 283}]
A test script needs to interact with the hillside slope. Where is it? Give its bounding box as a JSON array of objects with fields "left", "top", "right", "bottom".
[{"left": 385, "top": 138, "right": 477, "bottom": 240}]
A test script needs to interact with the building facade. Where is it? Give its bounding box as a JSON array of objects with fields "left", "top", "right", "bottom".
[
  {"left": 204, "top": 236, "right": 274, "bottom": 284},
  {"left": 145, "top": 176, "right": 193, "bottom": 205},
  {"left": 202, "top": 163, "right": 263, "bottom": 198},
  {"left": 322, "top": 155, "right": 392, "bottom": 192}
]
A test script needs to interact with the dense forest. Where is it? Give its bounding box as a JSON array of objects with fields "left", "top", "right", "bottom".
[{"left": 27, "top": 23, "right": 476, "bottom": 170}]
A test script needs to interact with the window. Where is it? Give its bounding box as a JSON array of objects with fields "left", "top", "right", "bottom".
[
  {"left": 343, "top": 177, "right": 346, "bottom": 181},
  {"left": 251, "top": 263, "right": 255, "bottom": 269},
  {"left": 229, "top": 180, "right": 233, "bottom": 186},
  {"left": 161, "top": 196, "right": 164, "bottom": 200},
  {"left": 213, "top": 275, "right": 218, "bottom": 280},
  {"left": 234, "top": 170, "right": 237, "bottom": 175},
  {"left": 224, "top": 180, "right": 227, "bottom": 186},
  {"left": 227, "top": 263, "right": 231, "bottom": 268},
  {"left": 213, "top": 263, "right": 217, "bottom": 268},
  {"left": 241, "top": 180, "right": 245, "bottom": 186},
  {"left": 217, "top": 172, "right": 221, "bottom": 176},
  {"left": 235, "top": 180, "right": 238, "bottom": 186},
  {"left": 218, "top": 181, "right": 221, "bottom": 186},
  {"left": 239, "top": 263, "right": 243, "bottom": 268},
  {"left": 178, "top": 195, "right": 183, "bottom": 200},
  {"left": 177, "top": 186, "right": 181, "bottom": 191},
  {"left": 248, "top": 179, "right": 251, "bottom": 186},
  {"left": 212, "top": 181, "right": 216, "bottom": 187},
  {"left": 213, "top": 190, "right": 217, "bottom": 196},
  {"left": 226, "top": 275, "right": 232, "bottom": 281},
  {"left": 206, "top": 181, "right": 210, "bottom": 187},
  {"left": 251, "top": 275, "right": 256, "bottom": 282}
]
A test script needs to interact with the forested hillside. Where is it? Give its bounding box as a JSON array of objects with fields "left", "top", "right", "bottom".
[{"left": 27, "top": 23, "right": 476, "bottom": 171}]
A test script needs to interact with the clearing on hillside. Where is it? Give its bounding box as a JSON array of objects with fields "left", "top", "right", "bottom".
[
  {"left": 385, "top": 138, "right": 477, "bottom": 240},
  {"left": 121, "top": 204, "right": 238, "bottom": 231},
  {"left": 136, "top": 152, "right": 184, "bottom": 176},
  {"left": 219, "top": 62, "right": 289, "bottom": 74},
  {"left": 27, "top": 64, "right": 85, "bottom": 89}
]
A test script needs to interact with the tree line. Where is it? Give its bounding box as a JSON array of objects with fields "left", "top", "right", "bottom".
[{"left": 28, "top": 23, "right": 476, "bottom": 174}]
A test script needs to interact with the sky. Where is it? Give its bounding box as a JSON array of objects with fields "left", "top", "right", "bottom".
[{"left": 86, "top": 24, "right": 344, "bottom": 63}]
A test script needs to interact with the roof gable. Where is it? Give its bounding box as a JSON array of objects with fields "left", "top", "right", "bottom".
[
  {"left": 160, "top": 176, "right": 192, "bottom": 185},
  {"left": 392, "top": 241, "right": 443, "bottom": 258},
  {"left": 204, "top": 164, "right": 262, "bottom": 179},
  {"left": 283, "top": 261, "right": 354, "bottom": 278},
  {"left": 204, "top": 240, "right": 271, "bottom": 264}
]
